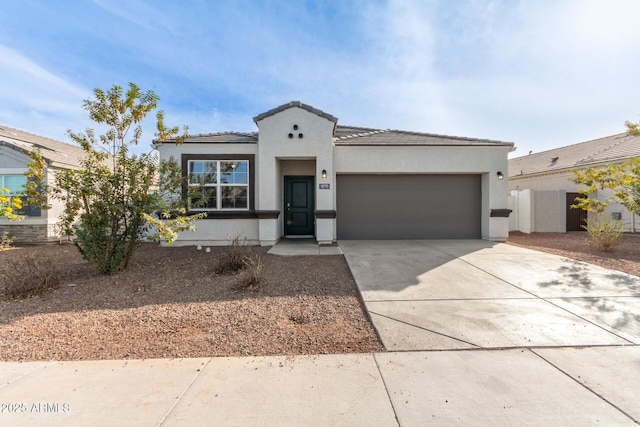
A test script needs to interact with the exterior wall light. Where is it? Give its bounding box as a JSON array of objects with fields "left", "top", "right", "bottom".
[
  {"left": 497, "top": 171, "right": 504, "bottom": 180},
  {"left": 322, "top": 169, "right": 327, "bottom": 179}
]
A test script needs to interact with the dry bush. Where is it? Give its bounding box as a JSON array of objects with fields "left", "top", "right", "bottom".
[
  {"left": 583, "top": 214, "right": 625, "bottom": 252},
  {"left": 1, "top": 252, "right": 61, "bottom": 300},
  {"left": 237, "top": 252, "right": 265, "bottom": 289},
  {"left": 214, "top": 237, "right": 251, "bottom": 274}
]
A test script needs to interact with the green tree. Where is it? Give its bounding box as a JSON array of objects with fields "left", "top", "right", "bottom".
[
  {"left": 625, "top": 119, "right": 640, "bottom": 136},
  {"left": 45, "top": 83, "right": 204, "bottom": 274},
  {"left": 571, "top": 121, "right": 640, "bottom": 216}
]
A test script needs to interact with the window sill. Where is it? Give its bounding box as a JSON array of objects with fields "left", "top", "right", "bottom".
[{"left": 187, "top": 210, "right": 281, "bottom": 220}]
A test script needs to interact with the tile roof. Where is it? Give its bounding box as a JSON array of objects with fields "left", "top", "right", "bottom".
[
  {"left": 334, "top": 127, "right": 513, "bottom": 146},
  {"left": 177, "top": 131, "right": 258, "bottom": 144},
  {"left": 157, "top": 102, "right": 513, "bottom": 148},
  {"left": 253, "top": 101, "right": 338, "bottom": 124},
  {"left": 508, "top": 133, "right": 640, "bottom": 178},
  {"left": 0, "top": 125, "right": 84, "bottom": 169},
  {"left": 168, "top": 126, "right": 513, "bottom": 147}
]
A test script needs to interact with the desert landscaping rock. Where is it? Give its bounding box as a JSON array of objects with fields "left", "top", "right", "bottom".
[
  {"left": 507, "top": 231, "right": 640, "bottom": 277},
  {"left": 0, "top": 243, "right": 383, "bottom": 361}
]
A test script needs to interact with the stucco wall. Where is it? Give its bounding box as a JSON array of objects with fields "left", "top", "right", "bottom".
[
  {"left": 256, "top": 107, "right": 334, "bottom": 212},
  {"left": 335, "top": 144, "right": 512, "bottom": 241},
  {"left": 256, "top": 107, "right": 335, "bottom": 244},
  {"left": 170, "top": 219, "right": 259, "bottom": 246},
  {"left": 534, "top": 190, "right": 566, "bottom": 232},
  {"left": 509, "top": 189, "right": 567, "bottom": 233},
  {"left": 509, "top": 170, "right": 638, "bottom": 232},
  {"left": 509, "top": 171, "right": 578, "bottom": 192}
]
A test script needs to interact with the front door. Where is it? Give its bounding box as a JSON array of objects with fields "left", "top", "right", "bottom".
[{"left": 284, "top": 176, "right": 314, "bottom": 236}]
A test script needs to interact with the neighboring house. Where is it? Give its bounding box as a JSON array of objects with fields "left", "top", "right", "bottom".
[
  {"left": 154, "top": 101, "right": 513, "bottom": 246},
  {"left": 0, "top": 125, "right": 84, "bottom": 243},
  {"left": 508, "top": 132, "right": 640, "bottom": 233}
]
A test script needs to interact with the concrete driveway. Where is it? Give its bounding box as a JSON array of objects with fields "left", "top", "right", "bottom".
[
  {"left": 337, "top": 240, "right": 640, "bottom": 424},
  {"left": 339, "top": 240, "right": 640, "bottom": 351}
]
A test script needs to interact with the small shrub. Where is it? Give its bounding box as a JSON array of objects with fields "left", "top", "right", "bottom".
[
  {"left": 0, "top": 231, "right": 15, "bottom": 250},
  {"left": 582, "top": 213, "right": 625, "bottom": 252},
  {"left": 239, "top": 252, "right": 265, "bottom": 289},
  {"left": 214, "top": 237, "right": 250, "bottom": 274},
  {"left": 0, "top": 253, "right": 61, "bottom": 299}
]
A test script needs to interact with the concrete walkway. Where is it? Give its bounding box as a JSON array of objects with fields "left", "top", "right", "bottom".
[
  {"left": 1, "top": 240, "right": 639, "bottom": 425},
  {"left": 267, "top": 238, "right": 342, "bottom": 256}
]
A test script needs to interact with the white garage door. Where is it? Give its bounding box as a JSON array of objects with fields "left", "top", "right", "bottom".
[{"left": 336, "top": 174, "right": 481, "bottom": 239}]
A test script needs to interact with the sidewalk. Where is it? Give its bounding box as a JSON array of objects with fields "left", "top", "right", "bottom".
[
  {"left": 2, "top": 239, "right": 639, "bottom": 425},
  {"left": 1, "top": 347, "right": 638, "bottom": 426}
]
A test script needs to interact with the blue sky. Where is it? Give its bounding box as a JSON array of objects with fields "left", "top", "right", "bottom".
[{"left": 1, "top": 0, "right": 640, "bottom": 158}]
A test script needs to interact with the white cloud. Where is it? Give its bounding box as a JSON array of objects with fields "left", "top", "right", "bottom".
[
  {"left": 345, "top": 0, "right": 640, "bottom": 156},
  {"left": 0, "top": 43, "right": 90, "bottom": 141}
]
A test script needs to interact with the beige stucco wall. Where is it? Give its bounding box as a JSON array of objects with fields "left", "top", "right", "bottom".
[
  {"left": 335, "top": 145, "right": 512, "bottom": 241},
  {"left": 509, "top": 169, "right": 638, "bottom": 232}
]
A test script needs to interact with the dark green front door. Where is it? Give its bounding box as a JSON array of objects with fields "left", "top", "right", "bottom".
[{"left": 284, "top": 176, "right": 314, "bottom": 236}]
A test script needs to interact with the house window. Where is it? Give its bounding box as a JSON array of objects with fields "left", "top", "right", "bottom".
[
  {"left": 0, "top": 174, "right": 40, "bottom": 217},
  {"left": 188, "top": 160, "right": 249, "bottom": 210}
]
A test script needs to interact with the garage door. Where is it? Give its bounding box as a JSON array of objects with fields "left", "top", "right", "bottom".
[{"left": 336, "top": 174, "right": 481, "bottom": 239}]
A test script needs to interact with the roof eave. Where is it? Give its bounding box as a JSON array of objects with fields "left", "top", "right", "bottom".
[
  {"left": 253, "top": 101, "right": 338, "bottom": 124},
  {"left": 335, "top": 142, "right": 515, "bottom": 147}
]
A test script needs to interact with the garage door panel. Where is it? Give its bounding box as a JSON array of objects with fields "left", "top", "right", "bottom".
[{"left": 337, "top": 175, "right": 480, "bottom": 239}]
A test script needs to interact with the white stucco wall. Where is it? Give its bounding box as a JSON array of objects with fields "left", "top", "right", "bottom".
[
  {"left": 170, "top": 219, "right": 259, "bottom": 246},
  {"left": 256, "top": 107, "right": 335, "bottom": 243},
  {"left": 510, "top": 189, "right": 569, "bottom": 233},
  {"left": 534, "top": 190, "right": 566, "bottom": 232},
  {"left": 509, "top": 171, "right": 580, "bottom": 192},
  {"left": 515, "top": 189, "right": 534, "bottom": 234}
]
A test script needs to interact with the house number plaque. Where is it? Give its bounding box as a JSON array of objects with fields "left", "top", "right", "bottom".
[{"left": 319, "top": 183, "right": 330, "bottom": 189}]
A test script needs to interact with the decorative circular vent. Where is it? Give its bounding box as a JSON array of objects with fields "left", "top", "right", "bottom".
[
  {"left": 288, "top": 133, "right": 294, "bottom": 139},
  {"left": 293, "top": 124, "right": 299, "bottom": 130},
  {"left": 298, "top": 133, "right": 303, "bottom": 139}
]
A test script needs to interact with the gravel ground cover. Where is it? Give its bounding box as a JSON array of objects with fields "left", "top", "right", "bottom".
[
  {"left": 507, "top": 231, "right": 640, "bottom": 277},
  {"left": 0, "top": 243, "right": 383, "bottom": 361}
]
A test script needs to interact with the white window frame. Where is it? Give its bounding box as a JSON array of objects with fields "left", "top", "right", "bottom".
[{"left": 187, "top": 160, "right": 249, "bottom": 211}]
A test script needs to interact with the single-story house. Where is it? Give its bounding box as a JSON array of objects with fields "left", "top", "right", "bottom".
[
  {"left": 0, "top": 125, "right": 84, "bottom": 243},
  {"left": 508, "top": 132, "right": 640, "bottom": 233},
  {"left": 154, "top": 101, "right": 514, "bottom": 246}
]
